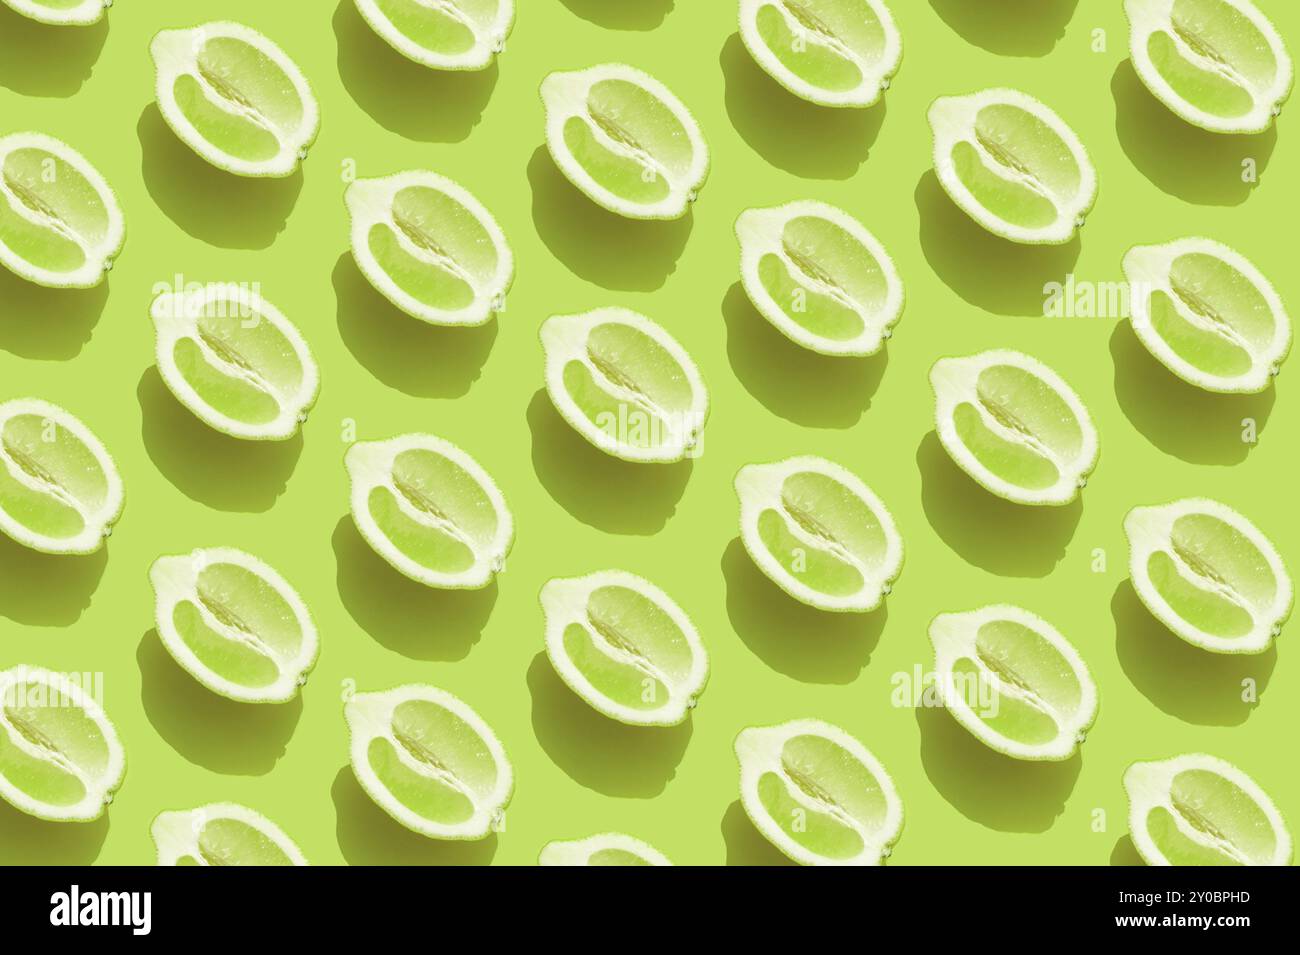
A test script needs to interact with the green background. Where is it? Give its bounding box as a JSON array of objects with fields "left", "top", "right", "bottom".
[{"left": 1, "top": 0, "right": 1296, "bottom": 866}]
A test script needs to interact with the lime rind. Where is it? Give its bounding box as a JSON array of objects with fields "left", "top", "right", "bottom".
[
  {"left": 540, "top": 570, "right": 710, "bottom": 726},
  {"left": 539, "top": 832, "right": 673, "bottom": 866},
  {"left": 735, "top": 199, "right": 905, "bottom": 357},
  {"left": 1124, "top": 0, "right": 1293, "bottom": 134},
  {"left": 149, "top": 547, "right": 320, "bottom": 704},
  {"left": 345, "top": 170, "right": 515, "bottom": 327},
  {"left": 2, "top": 0, "right": 106, "bottom": 25},
  {"left": 928, "top": 605, "right": 1098, "bottom": 761},
  {"left": 150, "top": 285, "right": 320, "bottom": 441},
  {"left": 540, "top": 308, "right": 709, "bottom": 463},
  {"left": 345, "top": 433, "right": 515, "bottom": 589},
  {"left": 345, "top": 684, "right": 514, "bottom": 840},
  {"left": 930, "top": 349, "right": 1099, "bottom": 506},
  {"left": 1123, "top": 237, "right": 1291, "bottom": 394},
  {"left": 737, "top": 0, "right": 902, "bottom": 108},
  {"left": 735, "top": 718, "right": 903, "bottom": 866},
  {"left": 0, "top": 131, "right": 125, "bottom": 289},
  {"left": 928, "top": 88, "right": 1097, "bottom": 245},
  {"left": 735, "top": 455, "right": 904, "bottom": 613},
  {"left": 1125, "top": 498, "right": 1292, "bottom": 654},
  {"left": 0, "top": 664, "right": 126, "bottom": 822},
  {"left": 1124, "top": 754, "right": 1293, "bottom": 866},
  {"left": 353, "top": 0, "right": 515, "bottom": 71},
  {"left": 541, "top": 63, "right": 710, "bottom": 221},
  {"left": 152, "top": 803, "right": 309, "bottom": 866},
  {"left": 150, "top": 21, "right": 321, "bottom": 178},
  {"left": 0, "top": 397, "right": 124, "bottom": 555}
]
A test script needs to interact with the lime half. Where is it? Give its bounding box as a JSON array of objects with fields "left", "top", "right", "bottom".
[
  {"left": 151, "top": 21, "right": 320, "bottom": 178},
  {"left": 346, "top": 684, "right": 513, "bottom": 840},
  {"left": 1125, "top": 754, "right": 1292, "bottom": 865},
  {"left": 541, "top": 63, "right": 709, "bottom": 220},
  {"left": 736, "top": 718, "right": 903, "bottom": 866},
  {"left": 353, "top": 0, "right": 515, "bottom": 71},
  {"left": 1125, "top": 498, "right": 1292, "bottom": 654},
  {"left": 540, "top": 570, "right": 709, "bottom": 726},
  {"left": 0, "top": 132, "right": 124, "bottom": 289},
  {"left": 539, "top": 833, "right": 672, "bottom": 866},
  {"left": 2, "top": 0, "right": 107, "bottom": 26},
  {"left": 0, "top": 665, "right": 125, "bottom": 822},
  {"left": 152, "top": 803, "right": 308, "bottom": 866},
  {"left": 1125, "top": 0, "right": 1293, "bottom": 134}
]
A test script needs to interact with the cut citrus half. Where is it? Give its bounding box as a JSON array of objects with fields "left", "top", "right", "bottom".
[
  {"left": 345, "top": 433, "right": 513, "bottom": 589},
  {"left": 150, "top": 284, "right": 319, "bottom": 441},
  {"left": 152, "top": 803, "right": 308, "bottom": 866},
  {"left": 0, "top": 665, "right": 125, "bottom": 822},
  {"left": 151, "top": 21, "right": 320, "bottom": 178},
  {"left": 735, "top": 200, "right": 904, "bottom": 356},
  {"left": 1124, "top": 0, "right": 1293, "bottom": 134},
  {"left": 1, "top": 0, "right": 106, "bottom": 25},
  {"left": 0, "top": 398, "right": 123, "bottom": 555},
  {"left": 735, "top": 455, "right": 903, "bottom": 612},
  {"left": 539, "top": 833, "right": 672, "bottom": 866},
  {"left": 735, "top": 718, "right": 903, "bottom": 866},
  {"left": 353, "top": 0, "right": 515, "bottom": 71},
  {"left": 738, "top": 0, "right": 902, "bottom": 108},
  {"left": 1123, "top": 237, "right": 1290, "bottom": 394},
  {"left": 345, "top": 170, "right": 514, "bottom": 327},
  {"left": 345, "top": 684, "right": 513, "bottom": 840},
  {"left": 149, "top": 547, "right": 319, "bottom": 704},
  {"left": 928, "top": 605, "right": 1098, "bottom": 761},
  {"left": 930, "top": 350, "right": 1098, "bottom": 506},
  {"left": 1125, "top": 498, "right": 1291, "bottom": 654},
  {"left": 1124, "top": 754, "right": 1292, "bottom": 865},
  {"left": 540, "top": 570, "right": 709, "bottom": 726},
  {"left": 541, "top": 63, "right": 709, "bottom": 220},
  {"left": 0, "top": 132, "right": 124, "bottom": 289},
  {"left": 540, "top": 308, "right": 708, "bottom": 463},
  {"left": 928, "top": 88, "right": 1097, "bottom": 245}
]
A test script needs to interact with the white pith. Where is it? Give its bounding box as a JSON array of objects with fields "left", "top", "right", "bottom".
[
  {"left": 734, "top": 455, "right": 903, "bottom": 613},
  {"left": 540, "top": 308, "right": 709, "bottom": 463},
  {"left": 929, "top": 348, "right": 1099, "bottom": 506},
  {"left": 735, "top": 199, "right": 904, "bottom": 356},
  {"left": 3, "top": 0, "right": 106, "bottom": 26},
  {"left": 539, "top": 832, "right": 673, "bottom": 866},
  {"left": 151, "top": 802, "right": 309, "bottom": 865},
  {"left": 1124, "top": 497, "right": 1292, "bottom": 654},
  {"left": 0, "top": 131, "right": 125, "bottom": 288},
  {"left": 345, "top": 684, "right": 514, "bottom": 840},
  {"left": 539, "top": 570, "right": 710, "bottom": 726},
  {"left": 0, "top": 397, "right": 124, "bottom": 555},
  {"left": 353, "top": 0, "right": 515, "bottom": 71},
  {"left": 345, "top": 170, "right": 515, "bottom": 327}
]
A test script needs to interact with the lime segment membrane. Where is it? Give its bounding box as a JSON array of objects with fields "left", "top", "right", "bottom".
[
  {"left": 1, "top": 0, "right": 107, "bottom": 25},
  {"left": 353, "top": 0, "right": 515, "bottom": 70},
  {"left": 152, "top": 803, "right": 309, "bottom": 865},
  {"left": 539, "top": 833, "right": 672, "bottom": 866}
]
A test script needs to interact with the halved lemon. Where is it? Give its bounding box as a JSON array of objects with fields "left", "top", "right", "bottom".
[
  {"left": 152, "top": 803, "right": 308, "bottom": 865},
  {"left": 353, "top": 0, "right": 515, "bottom": 71},
  {"left": 539, "top": 833, "right": 672, "bottom": 866},
  {"left": 2, "top": 0, "right": 107, "bottom": 26}
]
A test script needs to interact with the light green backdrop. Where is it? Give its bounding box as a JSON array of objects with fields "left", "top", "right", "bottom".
[{"left": 0, "top": 0, "right": 1295, "bottom": 866}]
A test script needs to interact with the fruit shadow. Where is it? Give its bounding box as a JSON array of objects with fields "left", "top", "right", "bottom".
[
  {"left": 526, "top": 390, "right": 690, "bottom": 536},
  {"left": 0, "top": 531, "right": 106, "bottom": 627},
  {"left": 719, "top": 34, "right": 885, "bottom": 181},
  {"left": 526, "top": 146, "right": 692, "bottom": 293},
  {"left": 137, "top": 105, "right": 303, "bottom": 251},
  {"left": 915, "top": 705, "right": 1081, "bottom": 833},
  {"left": 526, "top": 653, "right": 690, "bottom": 798},
  {"left": 1111, "top": 60, "right": 1276, "bottom": 207},
  {"left": 332, "top": 516, "right": 496, "bottom": 662},
  {"left": 1109, "top": 323, "right": 1273, "bottom": 466},
  {"left": 0, "top": 798, "right": 108, "bottom": 864},
  {"left": 928, "top": 0, "right": 1078, "bottom": 57},
  {"left": 137, "top": 632, "right": 302, "bottom": 776},
  {"left": 0, "top": 259, "right": 108, "bottom": 360},
  {"left": 1112, "top": 580, "right": 1275, "bottom": 727},
  {"left": 721, "top": 800, "right": 795, "bottom": 866},
  {"left": 332, "top": 254, "right": 496, "bottom": 399},
  {"left": 1110, "top": 835, "right": 1146, "bottom": 866},
  {"left": 0, "top": 6, "right": 106, "bottom": 97},
  {"left": 916, "top": 432, "right": 1080, "bottom": 578},
  {"left": 915, "top": 170, "right": 1081, "bottom": 317},
  {"left": 558, "top": 0, "right": 674, "bottom": 31},
  {"left": 332, "top": 0, "right": 498, "bottom": 144},
  {"left": 137, "top": 368, "right": 302, "bottom": 513},
  {"left": 720, "top": 538, "right": 884, "bottom": 684},
  {"left": 331, "top": 766, "right": 498, "bottom": 865},
  {"left": 721, "top": 283, "right": 886, "bottom": 429}
]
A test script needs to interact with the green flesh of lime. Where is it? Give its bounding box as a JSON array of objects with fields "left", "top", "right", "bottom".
[
  {"left": 0, "top": 682, "right": 111, "bottom": 808},
  {"left": 0, "top": 413, "right": 109, "bottom": 541},
  {"left": 0, "top": 146, "right": 109, "bottom": 275},
  {"left": 196, "top": 818, "right": 297, "bottom": 865},
  {"left": 754, "top": 4, "right": 863, "bottom": 93},
  {"left": 367, "top": 224, "right": 475, "bottom": 312},
  {"left": 588, "top": 848, "right": 652, "bottom": 865},
  {"left": 372, "top": 0, "right": 477, "bottom": 55}
]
